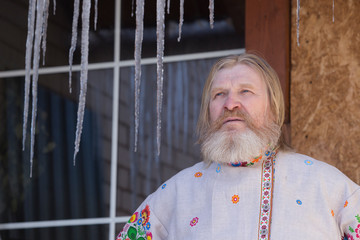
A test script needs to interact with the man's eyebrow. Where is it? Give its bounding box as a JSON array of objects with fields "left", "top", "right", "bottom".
[{"left": 210, "top": 87, "right": 226, "bottom": 94}]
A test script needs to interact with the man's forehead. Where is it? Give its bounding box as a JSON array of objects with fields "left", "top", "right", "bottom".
[{"left": 210, "top": 64, "right": 264, "bottom": 88}]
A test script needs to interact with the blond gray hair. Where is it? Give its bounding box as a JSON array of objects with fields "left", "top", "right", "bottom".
[{"left": 197, "top": 53, "right": 285, "bottom": 148}]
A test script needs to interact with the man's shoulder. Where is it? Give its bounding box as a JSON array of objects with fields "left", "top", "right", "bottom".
[
  {"left": 165, "top": 161, "right": 208, "bottom": 183},
  {"left": 277, "top": 150, "right": 357, "bottom": 185}
]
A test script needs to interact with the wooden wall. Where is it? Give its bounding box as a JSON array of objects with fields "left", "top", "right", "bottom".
[{"left": 291, "top": 0, "right": 360, "bottom": 184}]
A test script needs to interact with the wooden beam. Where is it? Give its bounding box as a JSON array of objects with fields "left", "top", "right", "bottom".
[{"left": 245, "top": 0, "right": 290, "bottom": 123}]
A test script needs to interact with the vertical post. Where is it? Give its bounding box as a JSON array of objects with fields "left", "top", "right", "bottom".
[
  {"left": 245, "top": 0, "right": 290, "bottom": 121},
  {"left": 245, "top": 0, "right": 291, "bottom": 142},
  {"left": 109, "top": 0, "right": 121, "bottom": 239}
]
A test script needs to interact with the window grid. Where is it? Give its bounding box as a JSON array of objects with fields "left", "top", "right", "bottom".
[{"left": 0, "top": 0, "right": 245, "bottom": 239}]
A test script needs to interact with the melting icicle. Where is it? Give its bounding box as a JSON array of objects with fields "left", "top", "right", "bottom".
[
  {"left": 53, "top": 0, "right": 56, "bottom": 14},
  {"left": 167, "top": 0, "right": 170, "bottom": 14},
  {"left": 332, "top": 0, "right": 335, "bottom": 23},
  {"left": 296, "top": 0, "right": 300, "bottom": 46},
  {"left": 134, "top": 0, "right": 145, "bottom": 152},
  {"left": 30, "top": 0, "right": 46, "bottom": 177},
  {"left": 177, "top": 0, "right": 184, "bottom": 42},
  {"left": 131, "top": 0, "right": 135, "bottom": 17},
  {"left": 156, "top": 0, "right": 166, "bottom": 156},
  {"left": 23, "top": 0, "right": 37, "bottom": 151},
  {"left": 68, "top": 0, "right": 81, "bottom": 94},
  {"left": 41, "top": 0, "right": 50, "bottom": 66},
  {"left": 209, "top": 0, "right": 214, "bottom": 29},
  {"left": 73, "top": 0, "right": 91, "bottom": 164},
  {"left": 94, "top": 0, "right": 98, "bottom": 30}
]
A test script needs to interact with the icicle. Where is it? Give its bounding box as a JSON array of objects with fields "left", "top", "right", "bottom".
[
  {"left": 53, "top": 0, "right": 56, "bottom": 14},
  {"left": 209, "top": 0, "right": 214, "bottom": 29},
  {"left": 177, "top": 0, "right": 184, "bottom": 42},
  {"left": 134, "top": 0, "right": 145, "bottom": 152},
  {"left": 131, "top": 0, "right": 135, "bottom": 17},
  {"left": 167, "top": 0, "right": 170, "bottom": 14},
  {"left": 23, "top": 0, "right": 37, "bottom": 151},
  {"left": 73, "top": 0, "right": 91, "bottom": 164},
  {"left": 332, "top": 0, "right": 335, "bottom": 23},
  {"left": 156, "top": 0, "right": 166, "bottom": 156},
  {"left": 30, "top": 0, "right": 46, "bottom": 177},
  {"left": 68, "top": 0, "right": 81, "bottom": 94},
  {"left": 94, "top": 0, "right": 98, "bottom": 30},
  {"left": 41, "top": 0, "right": 50, "bottom": 66},
  {"left": 296, "top": 0, "right": 300, "bottom": 46}
]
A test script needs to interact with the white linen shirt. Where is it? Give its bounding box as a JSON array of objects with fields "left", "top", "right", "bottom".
[{"left": 116, "top": 151, "right": 360, "bottom": 240}]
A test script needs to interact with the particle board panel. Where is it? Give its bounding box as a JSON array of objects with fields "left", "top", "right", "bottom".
[{"left": 291, "top": 0, "right": 360, "bottom": 184}]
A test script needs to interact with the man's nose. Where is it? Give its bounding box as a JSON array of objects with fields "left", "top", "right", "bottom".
[{"left": 224, "top": 95, "right": 241, "bottom": 111}]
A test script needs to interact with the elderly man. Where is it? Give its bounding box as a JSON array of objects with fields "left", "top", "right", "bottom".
[{"left": 116, "top": 53, "right": 360, "bottom": 239}]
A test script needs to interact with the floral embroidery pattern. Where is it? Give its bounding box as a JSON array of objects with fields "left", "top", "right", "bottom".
[
  {"left": 346, "top": 214, "right": 360, "bottom": 239},
  {"left": 229, "top": 155, "right": 263, "bottom": 167},
  {"left": 116, "top": 205, "right": 152, "bottom": 240},
  {"left": 346, "top": 233, "right": 355, "bottom": 240},
  {"left": 129, "top": 212, "right": 139, "bottom": 223},
  {"left": 216, "top": 164, "right": 221, "bottom": 173},
  {"left": 190, "top": 217, "right": 199, "bottom": 227},
  {"left": 161, "top": 183, "right": 166, "bottom": 189},
  {"left": 304, "top": 160, "right": 313, "bottom": 165},
  {"left": 232, "top": 195, "right": 240, "bottom": 204},
  {"left": 344, "top": 200, "right": 348, "bottom": 207},
  {"left": 258, "top": 150, "right": 277, "bottom": 240},
  {"left": 296, "top": 200, "right": 302, "bottom": 205},
  {"left": 355, "top": 224, "right": 360, "bottom": 238},
  {"left": 146, "top": 232, "right": 153, "bottom": 240},
  {"left": 194, "top": 172, "right": 203, "bottom": 178},
  {"left": 331, "top": 210, "right": 335, "bottom": 217}
]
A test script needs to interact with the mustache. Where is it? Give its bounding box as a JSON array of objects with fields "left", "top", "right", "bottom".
[{"left": 210, "top": 108, "right": 257, "bottom": 132}]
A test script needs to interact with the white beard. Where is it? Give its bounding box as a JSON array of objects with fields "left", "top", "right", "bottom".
[{"left": 201, "top": 128, "right": 269, "bottom": 164}]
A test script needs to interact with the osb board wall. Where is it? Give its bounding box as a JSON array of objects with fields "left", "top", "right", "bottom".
[{"left": 291, "top": 0, "right": 360, "bottom": 184}]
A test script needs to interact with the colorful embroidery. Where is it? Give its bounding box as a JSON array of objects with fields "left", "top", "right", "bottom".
[
  {"left": 194, "top": 172, "right": 203, "bottom": 178},
  {"left": 258, "top": 150, "right": 277, "bottom": 240},
  {"left": 355, "top": 224, "right": 360, "bottom": 238},
  {"left": 129, "top": 212, "right": 139, "bottom": 223},
  {"left": 346, "top": 233, "right": 355, "bottom": 240},
  {"left": 304, "top": 160, "right": 313, "bottom": 165},
  {"left": 190, "top": 217, "right": 199, "bottom": 227},
  {"left": 116, "top": 205, "right": 152, "bottom": 240},
  {"left": 296, "top": 200, "right": 302, "bottom": 205},
  {"left": 344, "top": 200, "right": 348, "bottom": 207},
  {"left": 331, "top": 209, "right": 334, "bottom": 217},
  {"left": 232, "top": 195, "right": 240, "bottom": 204},
  {"left": 161, "top": 183, "right": 166, "bottom": 189},
  {"left": 141, "top": 205, "right": 151, "bottom": 226},
  {"left": 146, "top": 232, "right": 153, "bottom": 240},
  {"left": 346, "top": 214, "right": 360, "bottom": 239},
  {"left": 216, "top": 164, "right": 221, "bottom": 173},
  {"left": 228, "top": 154, "right": 263, "bottom": 167}
]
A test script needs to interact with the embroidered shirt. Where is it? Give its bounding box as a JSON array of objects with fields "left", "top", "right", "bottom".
[{"left": 116, "top": 151, "right": 360, "bottom": 240}]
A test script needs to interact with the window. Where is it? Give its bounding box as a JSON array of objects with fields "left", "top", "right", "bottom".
[{"left": 0, "top": 0, "right": 244, "bottom": 239}]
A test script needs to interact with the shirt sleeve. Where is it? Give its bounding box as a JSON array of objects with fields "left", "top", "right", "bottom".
[
  {"left": 116, "top": 202, "right": 168, "bottom": 240},
  {"left": 338, "top": 188, "right": 360, "bottom": 240}
]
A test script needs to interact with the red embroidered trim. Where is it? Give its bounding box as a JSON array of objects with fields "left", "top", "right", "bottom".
[{"left": 257, "top": 151, "right": 276, "bottom": 240}]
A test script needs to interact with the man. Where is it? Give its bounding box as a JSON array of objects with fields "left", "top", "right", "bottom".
[{"left": 116, "top": 53, "right": 360, "bottom": 239}]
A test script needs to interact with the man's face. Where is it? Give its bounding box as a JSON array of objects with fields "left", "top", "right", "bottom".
[{"left": 209, "top": 64, "right": 270, "bottom": 132}]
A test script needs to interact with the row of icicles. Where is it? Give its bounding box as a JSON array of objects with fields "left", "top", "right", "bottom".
[
  {"left": 23, "top": 0, "right": 334, "bottom": 177},
  {"left": 23, "top": 0, "right": 213, "bottom": 177}
]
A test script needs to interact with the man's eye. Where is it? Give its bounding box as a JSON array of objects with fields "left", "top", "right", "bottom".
[
  {"left": 214, "top": 92, "right": 224, "bottom": 97},
  {"left": 241, "top": 89, "right": 251, "bottom": 94}
]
